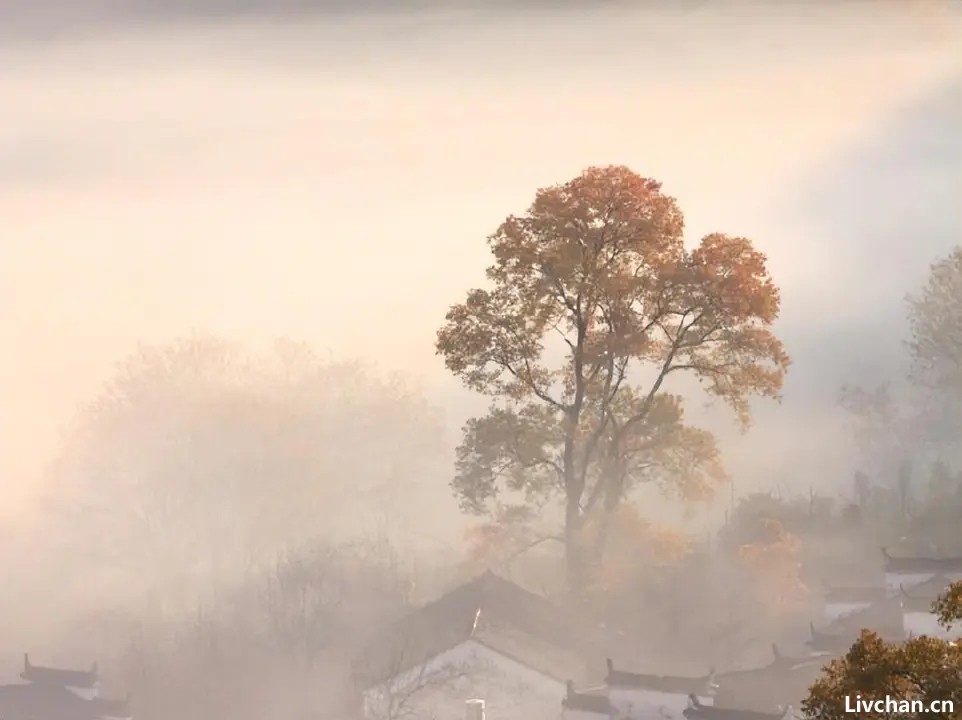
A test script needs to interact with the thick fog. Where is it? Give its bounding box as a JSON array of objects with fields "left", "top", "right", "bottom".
[
  {"left": 1, "top": 1, "right": 961, "bottom": 717},
  {"left": 3, "top": 0, "right": 959, "bottom": 513}
]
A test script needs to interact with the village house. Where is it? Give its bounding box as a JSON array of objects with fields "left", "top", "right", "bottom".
[
  {"left": 561, "top": 657, "right": 802, "bottom": 720},
  {"left": 0, "top": 654, "right": 132, "bottom": 720},
  {"left": 603, "top": 658, "right": 716, "bottom": 719},
  {"left": 899, "top": 574, "right": 957, "bottom": 640},
  {"left": 707, "top": 645, "right": 826, "bottom": 714},
  {"left": 882, "top": 548, "right": 962, "bottom": 593},
  {"left": 355, "top": 571, "right": 602, "bottom": 720},
  {"left": 358, "top": 548, "right": 962, "bottom": 720},
  {"left": 811, "top": 553, "right": 962, "bottom": 652},
  {"left": 809, "top": 589, "right": 905, "bottom": 652},
  {"left": 684, "top": 695, "right": 792, "bottom": 720}
]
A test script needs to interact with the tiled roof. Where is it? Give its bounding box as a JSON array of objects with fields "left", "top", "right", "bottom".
[
  {"left": 900, "top": 574, "right": 952, "bottom": 598},
  {"left": 472, "top": 619, "right": 588, "bottom": 683},
  {"left": 604, "top": 658, "right": 714, "bottom": 694},
  {"left": 809, "top": 588, "right": 910, "bottom": 653},
  {"left": 684, "top": 695, "right": 788, "bottom": 720},
  {"left": 354, "top": 571, "right": 597, "bottom": 688},
  {"left": 712, "top": 647, "right": 826, "bottom": 713},
  {"left": 715, "top": 645, "right": 816, "bottom": 681},
  {"left": 882, "top": 548, "right": 962, "bottom": 574},
  {"left": 21, "top": 654, "right": 98, "bottom": 689},
  {"left": 822, "top": 595, "right": 906, "bottom": 638},
  {"left": 894, "top": 573, "right": 955, "bottom": 612}
]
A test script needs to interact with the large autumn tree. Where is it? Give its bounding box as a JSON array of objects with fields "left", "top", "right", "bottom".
[
  {"left": 804, "top": 582, "right": 962, "bottom": 720},
  {"left": 436, "top": 165, "right": 789, "bottom": 591}
]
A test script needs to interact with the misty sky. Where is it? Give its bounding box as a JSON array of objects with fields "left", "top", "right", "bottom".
[{"left": 2, "top": 0, "right": 961, "bottom": 523}]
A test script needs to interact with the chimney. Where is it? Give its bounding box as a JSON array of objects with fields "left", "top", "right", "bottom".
[{"left": 466, "top": 698, "right": 485, "bottom": 720}]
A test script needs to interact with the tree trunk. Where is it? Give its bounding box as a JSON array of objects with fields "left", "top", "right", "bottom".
[
  {"left": 592, "top": 450, "right": 627, "bottom": 564},
  {"left": 564, "top": 496, "right": 587, "bottom": 597}
]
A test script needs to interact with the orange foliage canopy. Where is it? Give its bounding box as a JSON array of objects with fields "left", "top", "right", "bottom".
[
  {"left": 737, "top": 519, "right": 808, "bottom": 611},
  {"left": 437, "top": 166, "right": 789, "bottom": 588},
  {"left": 584, "top": 504, "right": 690, "bottom": 594}
]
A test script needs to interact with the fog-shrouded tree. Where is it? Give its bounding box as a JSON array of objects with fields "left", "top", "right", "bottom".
[
  {"left": 909, "top": 246, "right": 962, "bottom": 397},
  {"left": 905, "top": 245, "right": 962, "bottom": 462},
  {"left": 803, "top": 581, "right": 962, "bottom": 720},
  {"left": 113, "top": 538, "right": 417, "bottom": 720},
  {"left": 837, "top": 383, "right": 920, "bottom": 485},
  {"left": 436, "top": 165, "right": 789, "bottom": 592},
  {"left": 837, "top": 247, "right": 962, "bottom": 550},
  {"left": 43, "top": 335, "right": 446, "bottom": 609},
  {"left": 736, "top": 518, "right": 808, "bottom": 612}
]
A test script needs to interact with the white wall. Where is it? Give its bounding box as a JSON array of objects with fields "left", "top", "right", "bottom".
[
  {"left": 903, "top": 612, "right": 958, "bottom": 641},
  {"left": 66, "top": 684, "right": 98, "bottom": 701},
  {"left": 563, "top": 708, "right": 608, "bottom": 720},
  {"left": 362, "top": 639, "right": 566, "bottom": 720}
]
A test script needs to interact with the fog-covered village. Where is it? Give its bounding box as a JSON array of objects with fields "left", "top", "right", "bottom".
[{"left": 2, "top": 1, "right": 962, "bottom": 719}]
